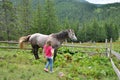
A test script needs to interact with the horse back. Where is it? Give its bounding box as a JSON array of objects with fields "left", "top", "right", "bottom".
[{"left": 29, "top": 33, "right": 49, "bottom": 47}]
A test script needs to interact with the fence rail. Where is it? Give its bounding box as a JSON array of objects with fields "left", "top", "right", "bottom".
[
  {"left": 107, "top": 38, "right": 120, "bottom": 80},
  {"left": 0, "top": 41, "right": 106, "bottom": 50},
  {"left": 62, "top": 44, "right": 105, "bottom": 49},
  {"left": 0, "top": 46, "right": 31, "bottom": 50},
  {"left": 111, "top": 50, "right": 120, "bottom": 60},
  {"left": 110, "top": 58, "right": 120, "bottom": 80},
  {"left": 0, "top": 41, "right": 18, "bottom": 44}
]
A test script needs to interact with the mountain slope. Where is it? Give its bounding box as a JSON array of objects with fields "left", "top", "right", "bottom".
[{"left": 9, "top": 0, "right": 120, "bottom": 32}]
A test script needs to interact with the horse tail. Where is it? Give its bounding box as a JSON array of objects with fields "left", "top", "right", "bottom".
[{"left": 19, "top": 35, "right": 31, "bottom": 49}]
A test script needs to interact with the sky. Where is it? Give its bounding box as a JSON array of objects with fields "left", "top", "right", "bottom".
[{"left": 86, "top": 0, "right": 120, "bottom": 4}]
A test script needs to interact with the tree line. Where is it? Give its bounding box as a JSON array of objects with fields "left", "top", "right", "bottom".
[
  {"left": 0, "top": 0, "right": 119, "bottom": 42},
  {"left": 78, "top": 19, "right": 119, "bottom": 42}
]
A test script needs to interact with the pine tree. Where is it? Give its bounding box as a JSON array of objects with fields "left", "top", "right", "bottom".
[
  {"left": 104, "top": 22, "right": 119, "bottom": 41},
  {"left": 0, "top": 0, "right": 16, "bottom": 40},
  {"left": 43, "top": 0, "right": 58, "bottom": 34},
  {"left": 17, "top": 0, "right": 32, "bottom": 35},
  {"left": 32, "top": 1, "right": 44, "bottom": 34}
]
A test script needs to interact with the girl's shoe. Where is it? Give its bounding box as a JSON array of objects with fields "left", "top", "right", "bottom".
[
  {"left": 50, "top": 71, "right": 54, "bottom": 73},
  {"left": 44, "top": 68, "right": 48, "bottom": 72}
]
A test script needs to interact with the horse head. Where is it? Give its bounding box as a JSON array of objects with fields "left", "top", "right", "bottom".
[{"left": 67, "top": 29, "right": 77, "bottom": 41}]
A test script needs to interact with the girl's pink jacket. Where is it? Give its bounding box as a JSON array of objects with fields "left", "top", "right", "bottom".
[{"left": 43, "top": 45, "right": 53, "bottom": 58}]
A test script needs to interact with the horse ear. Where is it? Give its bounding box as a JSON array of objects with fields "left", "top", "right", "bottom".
[{"left": 68, "top": 29, "right": 71, "bottom": 32}]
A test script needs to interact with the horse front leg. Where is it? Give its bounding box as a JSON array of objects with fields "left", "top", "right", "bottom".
[
  {"left": 53, "top": 49, "right": 58, "bottom": 62},
  {"left": 32, "top": 45, "right": 39, "bottom": 60}
]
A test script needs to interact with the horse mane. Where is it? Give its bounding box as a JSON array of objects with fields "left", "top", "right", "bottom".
[{"left": 52, "top": 30, "right": 69, "bottom": 40}]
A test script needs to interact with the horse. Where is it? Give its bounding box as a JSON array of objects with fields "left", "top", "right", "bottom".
[{"left": 19, "top": 29, "right": 77, "bottom": 61}]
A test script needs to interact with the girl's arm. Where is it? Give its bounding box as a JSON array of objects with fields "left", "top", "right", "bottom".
[
  {"left": 42, "top": 48, "right": 45, "bottom": 58},
  {"left": 51, "top": 48, "right": 54, "bottom": 56}
]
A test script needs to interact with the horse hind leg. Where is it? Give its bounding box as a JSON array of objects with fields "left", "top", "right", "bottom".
[{"left": 32, "top": 45, "right": 39, "bottom": 60}]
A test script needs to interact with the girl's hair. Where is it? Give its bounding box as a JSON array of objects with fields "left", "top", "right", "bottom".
[{"left": 46, "top": 41, "right": 52, "bottom": 46}]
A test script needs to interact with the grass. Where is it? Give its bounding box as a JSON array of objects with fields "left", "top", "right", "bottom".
[
  {"left": 0, "top": 49, "right": 61, "bottom": 80},
  {"left": 0, "top": 42, "right": 120, "bottom": 80}
]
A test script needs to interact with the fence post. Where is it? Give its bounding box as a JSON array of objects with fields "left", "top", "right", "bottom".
[
  {"left": 71, "top": 42, "right": 74, "bottom": 52},
  {"left": 72, "top": 42, "right": 73, "bottom": 44},
  {"left": 79, "top": 41, "right": 81, "bottom": 44},
  {"left": 105, "top": 39, "right": 108, "bottom": 57},
  {"left": 110, "top": 38, "right": 112, "bottom": 58}
]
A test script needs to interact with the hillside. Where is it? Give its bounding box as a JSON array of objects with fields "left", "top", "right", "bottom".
[
  {"left": 55, "top": 0, "right": 120, "bottom": 25},
  {"left": 10, "top": 0, "right": 120, "bottom": 24},
  {"left": 55, "top": 0, "right": 97, "bottom": 23},
  {"left": 0, "top": 0, "right": 120, "bottom": 41}
]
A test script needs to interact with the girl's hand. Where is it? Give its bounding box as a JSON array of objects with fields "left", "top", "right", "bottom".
[{"left": 51, "top": 49, "right": 54, "bottom": 54}]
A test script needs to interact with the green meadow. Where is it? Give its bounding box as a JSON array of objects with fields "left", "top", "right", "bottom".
[{"left": 0, "top": 42, "right": 120, "bottom": 80}]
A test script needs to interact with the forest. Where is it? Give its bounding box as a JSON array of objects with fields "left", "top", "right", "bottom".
[{"left": 0, "top": 0, "right": 120, "bottom": 42}]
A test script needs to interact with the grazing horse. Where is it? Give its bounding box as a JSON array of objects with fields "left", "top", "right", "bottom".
[{"left": 19, "top": 29, "right": 77, "bottom": 61}]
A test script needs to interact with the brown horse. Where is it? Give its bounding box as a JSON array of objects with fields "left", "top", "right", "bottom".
[{"left": 19, "top": 29, "right": 77, "bottom": 61}]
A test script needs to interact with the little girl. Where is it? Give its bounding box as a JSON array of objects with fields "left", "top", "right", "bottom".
[{"left": 43, "top": 41, "right": 54, "bottom": 73}]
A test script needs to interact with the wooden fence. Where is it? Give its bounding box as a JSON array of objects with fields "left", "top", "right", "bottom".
[
  {"left": 0, "top": 39, "right": 120, "bottom": 79},
  {"left": 107, "top": 39, "right": 120, "bottom": 80},
  {"left": 0, "top": 41, "right": 31, "bottom": 50}
]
